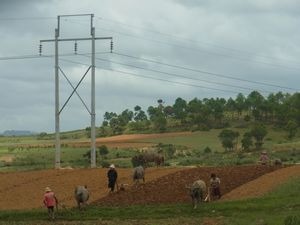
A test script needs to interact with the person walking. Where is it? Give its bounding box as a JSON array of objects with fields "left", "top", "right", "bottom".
[
  {"left": 43, "top": 187, "right": 58, "bottom": 220},
  {"left": 107, "top": 164, "right": 118, "bottom": 192}
]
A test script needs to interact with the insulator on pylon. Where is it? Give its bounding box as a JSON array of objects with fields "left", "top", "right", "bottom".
[
  {"left": 39, "top": 44, "right": 42, "bottom": 56},
  {"left": 110, "top": 40, "right": 113, "bottom": 53},
  {"left": 74, "top": 41, "right": 78, "bottom": 54}
]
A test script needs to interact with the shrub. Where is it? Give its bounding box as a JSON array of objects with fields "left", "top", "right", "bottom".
[
  {"left": 98, "top": 145, "right": 109, "bottom": 159},
  {"left": 244, "top": 115, "right": 251, "bottom": 121},
  {"left": 203, "top": 146, "right": 212, "bottom": 154}
]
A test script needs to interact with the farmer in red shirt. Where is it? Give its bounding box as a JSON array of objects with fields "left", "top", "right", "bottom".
[{"left": 43, "top": 187, "right": 58, "bottom": 220}]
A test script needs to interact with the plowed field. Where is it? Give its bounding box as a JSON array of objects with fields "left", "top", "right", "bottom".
[
  {"left": 1, "top": 164, "right": 299, "bottom": 210},
  {"left": 70, "top": 132, "right": 191, "bottom": 148}
]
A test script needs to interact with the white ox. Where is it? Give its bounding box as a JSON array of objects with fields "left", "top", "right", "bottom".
[
  {"left": 187, "top": 180, "right": 208, "bottom": 209},
  {"left": 74, "top": 185, "right": 89, "bottom": 210},
  {"left": 133, "top": 166, "right": 145, "bottom": 184}
]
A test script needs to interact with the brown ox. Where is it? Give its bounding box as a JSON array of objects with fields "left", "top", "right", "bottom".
[{"left": 132, "top": 153, "right": 164, "bottom": 167}]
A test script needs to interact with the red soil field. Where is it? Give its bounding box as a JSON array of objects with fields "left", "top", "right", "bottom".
[
  {"left": 95, "top": 165, "right": 299, "bottom": 206},
  {"left": 1, "top": 164, "right": 298, "bottom": 210}
]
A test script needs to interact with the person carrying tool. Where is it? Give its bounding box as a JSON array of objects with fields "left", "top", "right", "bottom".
[{"left": 43, "top": 187, "right": 58, "bottom": 220}]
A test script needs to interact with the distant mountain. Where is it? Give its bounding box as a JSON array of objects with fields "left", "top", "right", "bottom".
[{"left": 2, "top": 130, "right": 36, "bottom": 136}]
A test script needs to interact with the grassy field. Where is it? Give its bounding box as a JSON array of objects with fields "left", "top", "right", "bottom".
[
  {"left": 0, "top": 177, "right": 299, "bottom": 225},
  {"left": 0, "top": 127, "right": 299, "bottom": 170}
]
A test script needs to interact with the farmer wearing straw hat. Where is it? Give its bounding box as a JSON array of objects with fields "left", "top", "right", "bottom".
[
  {"left": 107, "top": 164, "right": 118, "bottom": 192},
  {"left": 43, "top": 187, "right": 58, "bottom": 220},
  {"left": 259, "top": 150, "right": 269, "bottom": 165}
]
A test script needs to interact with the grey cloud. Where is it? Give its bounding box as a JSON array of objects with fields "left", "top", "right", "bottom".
[{"left": 1, "top": 0, "right": 299, "bottom": 133}]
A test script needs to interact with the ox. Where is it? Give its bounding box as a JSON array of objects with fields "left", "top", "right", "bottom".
[
  {"left": 74, "top": 185, "right": 89, "bottom": 210},
  {"left": 187, "top": 180, "right": 208, "bottom": 209},
  {"left": 133, "top": 165, "right": 145, "bottom": 185},
  {"left": 132, "top": 153, "right": 164, "bottom": 167}
]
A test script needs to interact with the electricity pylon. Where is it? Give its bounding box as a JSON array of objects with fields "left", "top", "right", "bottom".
[{"left": 40, "top": 14, "right": 112, "bottom": 168}]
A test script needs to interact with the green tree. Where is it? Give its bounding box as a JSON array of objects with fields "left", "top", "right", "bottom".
[
  {"left": 226, "top": 97, "right": 236, "bottom": 119},
  {"left": 218, "top": 129, "right": 240, "bottom": 151},
  {"left": 286, "top": 120, "right": 298, "bottom": 139},
  {"left": 163, "top": 105, "right": 174, "bottom": 118},
  {"left": 104, "top": 112, "right": 117, "bottom": 122},
  {"left": 288, "top": 93, "right": 300, "bottom": 126},
  {"left": 147, "top": 104, "right": 167, "bottom": 132},
  {"left": 173, "top": 97, "right": 187, "bottom": 121},
  {"left": 120, "top": 109, "right": 133, "bottom": 125},
  {"left": 235, "top": 93, "right": 246, "bottom": 119},
  {"left": 246, "top": 91, "right": 265, "bottom": 121},
  {"left": 251, "top": 124, "right": 268, "bottom": 149},
  {"left": 187, "top": 98, "right": 211, "bottom": 130},
  {"left": 98, "top": 145, "right": 109, "bottom": 159},
  {"left": 153, "top": 115, "right": 167, "bottom": 132},
  {"left": 109, "top": 117, "right": 123, "bottom": 134},
  {"left": 134, "top": 105, "right": 148, "bottom": 122},
  {"left": 241, "top": 131, "right": 253, "bottom": 151}
]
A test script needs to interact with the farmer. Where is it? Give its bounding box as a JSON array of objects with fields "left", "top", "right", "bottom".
[
  {"left": 259, "top": 151, "right": 269, "bottom": 165},
  {"left": 210, "top": 173, "right": 221, "bottom": 200},
  {"left": 107, "top": 164, "right": 118, "bottom": 192},
  {"left": 43, "top": 187, "right": 58, "bottom": 220}
]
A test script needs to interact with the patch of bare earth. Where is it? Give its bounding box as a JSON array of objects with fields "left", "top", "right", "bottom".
[
  {"left": 0, "top": 164, "right": 298, "bottom": 211},
  {"left": 69, "top": 132, "right": 192, "bottom": 148},
  {"left": 0, "top": 155, "right": 14, "bottom": 163},
  {"left": 221, "top": 165, "right": 300, "bottom": 201},
  {"left": 94, "top": 165, "right": 285, "bottom": 206},
  {"left": 0, "top": 167, "right": 184, "bottom": 210}
]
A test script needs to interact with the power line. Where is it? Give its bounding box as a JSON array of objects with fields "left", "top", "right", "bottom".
[
  {"left": 112, "top": 52, "right": 299, "bottom": 92},
  {"left": 0, "top": 54, "right": 47, "bottom": 60},
  {"left": 1, "top": 51, "right": 297, "bottom": 92},
  {"left": 78, "top": 53, "right": 266, "bottom": 93},
  {"left": 0, "top": 17, "right": 297, "bottom": 93},
  {"left": 97, "top": 16, "right": 300, "bottom": 66},
  {"left": 94, "top": 26, "right": 300, "bottom": 72},
  {"left": 2, "top": 15, "right": 300, "bottom": 69},
  {"left": 0, "top": 16, "right": 55, "bottom": 21},
  {"left": 59, "top": 57, "right": 239, "bottom": 94},
  {"left": 64, "top": 17, "right": 300, "bottom": 71},
  {"left": 0, "top": 52, "right": 110, "bottom": 61}
]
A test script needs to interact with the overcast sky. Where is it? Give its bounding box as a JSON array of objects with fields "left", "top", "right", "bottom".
[{"left": 0, "top": 0, "right": 299, "bottom": 133}]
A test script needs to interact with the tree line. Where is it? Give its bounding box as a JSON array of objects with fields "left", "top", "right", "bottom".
[{"left": 94, "top": 91, "right": 299, "bottom": 140}]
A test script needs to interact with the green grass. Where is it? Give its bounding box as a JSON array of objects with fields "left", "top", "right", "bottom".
[
  {"left": 0, "top": 177, "right": 299, "bottom": 225},
  {"left": 1, "top": 127, "right": 299, "bottom": 171},
  {"left": 136, "top": 129, "right": 225, "bottom": 150}
]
